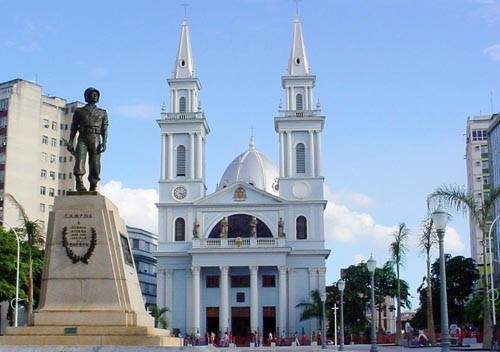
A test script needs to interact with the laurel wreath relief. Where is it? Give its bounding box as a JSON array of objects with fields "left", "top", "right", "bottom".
[{"left": 61, "top": 226, "right": 97, "bottom": 264}]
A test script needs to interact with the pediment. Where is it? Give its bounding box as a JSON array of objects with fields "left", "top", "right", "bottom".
[{"left": 195, "top": 182, "right": 283, "bottom": 206}]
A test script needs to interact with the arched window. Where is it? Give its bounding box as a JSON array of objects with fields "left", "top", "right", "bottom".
[
  {"left": 179, "top": 96, "right": 187, "bottom": 113},
  {"left": 296, "top": 94, "right": 303, "bottom": 110},
  {"left": 175, "top": 218, "right": 185, "bottom": 241},
  {"left": 177, "top": 145, "right": 186, "bottom": 176},
  {"left": 296, "top": 143, "right": 305, "bottom": 174},
  {"left": 296, "top": 216, "right": 307, "bottom": 240}
]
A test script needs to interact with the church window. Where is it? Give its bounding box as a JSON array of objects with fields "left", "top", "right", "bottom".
[
  {"left": 296, "top": 93, "right": 303, "bottom": 110},
  {"left": 231, "top": 275, "right": 250, "bottom": 288},
  {"left": 206, "top": 275, "right": 220, "bottom": 288},
  {"left": 296, "top": 143, "right": 305, "bottom": 174},
  {"left": 262, "top": 275, "right": 276, "bottom": 287},
  {"left": 174, "top": 217, "right": 185, "bottom": 241},
  {"left": 236, "top": 292, "right": 245, "bottom": 302},
  {"left": 176, "top": 145, "right": 186, "bottom": 176},
  {"left": 296, "top": 216, "right": 307, "bottom": 240},
  {"left": 179, "top": 96, "right": 187, "bottom": 113}
]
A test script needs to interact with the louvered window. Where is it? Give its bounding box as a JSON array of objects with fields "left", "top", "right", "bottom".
[
  {"left": 296, "top": 143, "right": 305, "bottom": 174},
  {"left": 179, "top": 97, "right": 187, "bottom": 113},
  {"left": 177, "top": 145, "right": 186, "bottom": 176},
  {"left": 296, "top": 216, "right": 307, "bottom": 240},
  {"left": 175, "top": 218, "right": 185, "bottom": 241},
  {"left": 296, "top": 94, "right": 303, "bottom": 110}
]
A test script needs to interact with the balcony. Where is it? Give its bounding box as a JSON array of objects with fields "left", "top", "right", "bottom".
[
  {"left": 278, "top": 109, "right": 321, "bottom": 118},
  {"left": 161, "top": 111, "right": 205, "bottom": 120},
  {"left": 192, "top": 237, "right": 286, "bottom": 249}
]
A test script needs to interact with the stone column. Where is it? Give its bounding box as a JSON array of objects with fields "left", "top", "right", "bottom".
[
  {"left": 309, "top": 267, "right": 318, "bottom": 332},
  {"left": 278, "top": 266, "right": 287, "bottom": 334},
  {"left": 160, "top": 134, "right": 166, "bottom": 180},
  {"left": 309, "top": 130, "right": 315, "bottom": 177},
  {"left": 192, "top": 266, "right": 201, "bottom": 334},
  {"left": 165, "top": 269, "right": 173, "bottom": 327},
  {"left": 185, "top": 268, "right": 193, "bottom": 332},
  {"left": 196, "top": 133, "right": 203, "bottom": 179},
  {"left": 317, "top": 267, "right": 326, "bottom": 295},
  {"left": 279, "top": 131, "right": 285, "bottom": 177},
  {"left": 250, "top": 266, "right": 259, "bottom": 333},
  {"left": 167, "top": 133, "right": 173, "bottom": 180},
  {"left": 189, "top": 133, "right": 195, "bottom": 179},
  {"left": 220, "top": 266, "right": 229, "bottom": 334},
  {"left": 157, "top": 269, "right": 166, "bottom": 308},
  {"left": 316, "top": 131, "right": 322, "bottom": 176},
  {"left": 286, "top": 131, "right": 292, "bottom": 177},
  {"left": 288, "top": 268, "right": 296, "bottom": 334}
]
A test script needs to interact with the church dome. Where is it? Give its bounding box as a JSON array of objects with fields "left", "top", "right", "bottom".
[{"left": 217, "top": 137, "right": 279, "bottom": 195}]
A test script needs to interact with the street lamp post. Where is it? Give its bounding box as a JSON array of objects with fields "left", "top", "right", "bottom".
[
  {"left": 432, "top": 205, "right": 450, "bottom": 352},
  {"left": 338, "top": 279, "right": 346, "bottom": 351},
  {"left": 488, "top": 213, "right": 500, "bottom": 326},
  {"left": 332, "top": 304, "right": 338, "bottom": 346},
  {"left": 0, "top": 220, "right": 21, "bottom": 327},
  {"left": 320, "top": 292, "right": 327, "bottom": 349},
  {"left": 367, "top": 255, "right": 378, "bottom": 352}
]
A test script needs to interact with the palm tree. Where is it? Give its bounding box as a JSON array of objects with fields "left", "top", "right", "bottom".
[
  {"left": 5, "top": 193, "right": 44, "bottom": 321},
  {"left": 150, "top": 305, "right": 170, "bottom": 329},
  {"left": 418, "top": 218, "right": 437, "bottom": 346},
  {"left": 428, "top": 184, "right": 500, "bottom": 349},
  {"left": 390, "top": 222, "right": 409, "bottom": 346},
  {"left": 296, "top": 289, "right": 324, "bottom": 330}
]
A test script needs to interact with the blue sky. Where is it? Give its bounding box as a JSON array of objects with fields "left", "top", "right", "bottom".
[{"left": 3, "top": 0, "right": 500, "bottom": 307}]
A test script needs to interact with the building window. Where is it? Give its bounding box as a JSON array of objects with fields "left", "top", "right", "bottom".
[
  {"left": 0, "top": 98, "right": 8, "bottom": 111},
  {"left": 132, "top": 239, "right": 139, "bottom": 249},
  {"left": 51, "top": 138, "right": 57, "bottom": 147},
  {"left": 42, "top": 119, "right": 49, "bottom": 128},
  {"left": 40, "top": 186, "right": 46, "bottom": 195},
  {"left": 296, "top": 216, "right": 307, "bottom": 240},
  {"left": 49, "top": 171, "right": 55, "bottom": 180},
  {"left": 49, "top": 188, "right": 55, "bottom": 197},
  {"left": 41, "top": 152, "right": 47, "bottom": 161},
  {"left": 296, "top": 93, "right": 303, "bottom": 110},
  {"left": 50, "top": 154, "right": 56, "bottom": 163},
  {"left": 484, "top": 176, "right": 490, "bottom": 185},
  {"left": 472, "top": 129, "right": 487, "bottom": 141},
  {"left": 236, "top": 292, "right": 245, "bottom": 302},
  {"left": 206, "top": 275, "right": 220, "bottom": 288},
  {"left": 481, "top": 145, "right": 488, "bottom": 154},
  {"left": 40, "top": 203, "right": 45, "bottom": 212},
  {"left": 0, "top": 117, "right": 7, "bottom": 128},
  {"left": 179, "top": 96, "right": 187, "bottom": 113},
  {"left": 42, "top": 135, "right": 48, "bottom": 144},
  {"left": 262, "top": 275, "right": 276, "bottom": 287},
  {"left": 176, "top": 145, "right": 186, "bottom": 176},
  {"left": 41, "top": 169, "right": 47, "bottom": 178},
  {"left": 175, "top": 217, "right": 185, "bottom": 241},
  {"left": 51, "top": 121, "right": 58, "bottom": 130},
  {"left": 296, "top": 143, "right": 305, "bottom": 174},
  {"left": 0, "top": 171, "right": 4, "bottom": 182},
  {"left": 231, "top": 275, "right": 250, "bottom": 288},
  {"left": 0, "top": 153, "right": 5, "bottom": 164},
  {"left": 0, "top": 135, "right": 6, "bottom": 146}
]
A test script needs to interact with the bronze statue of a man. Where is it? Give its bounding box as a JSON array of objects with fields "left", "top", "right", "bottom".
[{"left": 67, "top": 87, "right": 108, "bottom": 192}]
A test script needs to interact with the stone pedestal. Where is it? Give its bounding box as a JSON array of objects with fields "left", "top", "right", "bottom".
[{"left": 0, "top": 195, "right": 181, "bottom": 346}]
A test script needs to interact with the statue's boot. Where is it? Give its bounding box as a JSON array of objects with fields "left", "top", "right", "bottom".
[
  {"left": 89, "top": 183, "right": 98, "bottom": 192},
  {"left": 76, "top": 176, "right": 87, "bottom": 192}
]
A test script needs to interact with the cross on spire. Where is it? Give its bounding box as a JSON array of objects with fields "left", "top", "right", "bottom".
[
  {"left": 181, "top": 0, "right": 189, "bottom": 18},
  {"left": 294, "top": 0, "right": 301, "bottom": 16}
]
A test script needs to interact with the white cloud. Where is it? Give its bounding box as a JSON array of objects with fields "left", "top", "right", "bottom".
[
  {"left": 484, "top": 44, "right": 500, "bottom": 61},
  {"left": 100, "top": 180, "right": 158, "bottom": 233},
  {"left": 474, "top": 2, "right": 500, "bottom": 24},
  {"left": 443, "top": 226, "right": 466, "bottom": 253},
  {"left": 330, "top": 189, "right": 375, "bottom": 208},
  {"left": 324, "top": 186, "right": 396, "bottom": 246},
  {"left": 114, "top": 103, "right": 157, "bottom": 119}
]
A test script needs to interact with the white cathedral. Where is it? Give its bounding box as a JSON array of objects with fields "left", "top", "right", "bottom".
[{"left": 154, "top": 13, "right": 330, "bottom": 339}]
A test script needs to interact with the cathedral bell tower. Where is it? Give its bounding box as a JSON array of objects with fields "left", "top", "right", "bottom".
[
  {"left": 157, "top": 17, "right": 210, "bottom": 203},
  {"left": 274, "top": 15, "right": 325, "bottom": 200}
]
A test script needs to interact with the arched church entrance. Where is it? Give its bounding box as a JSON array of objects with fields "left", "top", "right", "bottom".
[{"left": 208, "top": 214, "right": 273, "bottom": 238}]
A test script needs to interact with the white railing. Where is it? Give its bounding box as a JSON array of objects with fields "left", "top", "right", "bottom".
[
  {"left": 161, "top": 111, "right": 205, "bottom": 120},
  {"left": 192, "top": 237, "right": 285, "bottom": 249},
  {"left": 278, "top": 109, "right": 321, "bottom": 118}
]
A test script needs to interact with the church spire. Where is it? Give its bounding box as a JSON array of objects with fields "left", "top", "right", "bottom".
[
  {"left": 287, "top": 15, "right": 310, "bottom": 76},
  {"left": 172, "top": 18, "right": 195, "bottom": 79}
]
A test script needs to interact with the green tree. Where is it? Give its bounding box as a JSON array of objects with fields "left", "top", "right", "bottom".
[
  {"left": 390, "top": 222, "right": 410, "bottom": 345},
  {"left": 297, "top": 289, "right": 324, "bottom": 330},
  {"left": 150, "top": 305, "right": 170, "bottom": 329},
  {"left": 428, "top": 185, "right": 500, "bottom": 349},
  {"left": 6, "top": 193, "right": 45, "bottom": 320},
  {"left": 418, "top": 218, "right": 437, "bottom": 345}
]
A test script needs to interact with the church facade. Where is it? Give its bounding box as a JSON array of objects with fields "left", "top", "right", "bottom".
[{"left": 154, "top": 14, "right": 330, "bottom": 339}]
